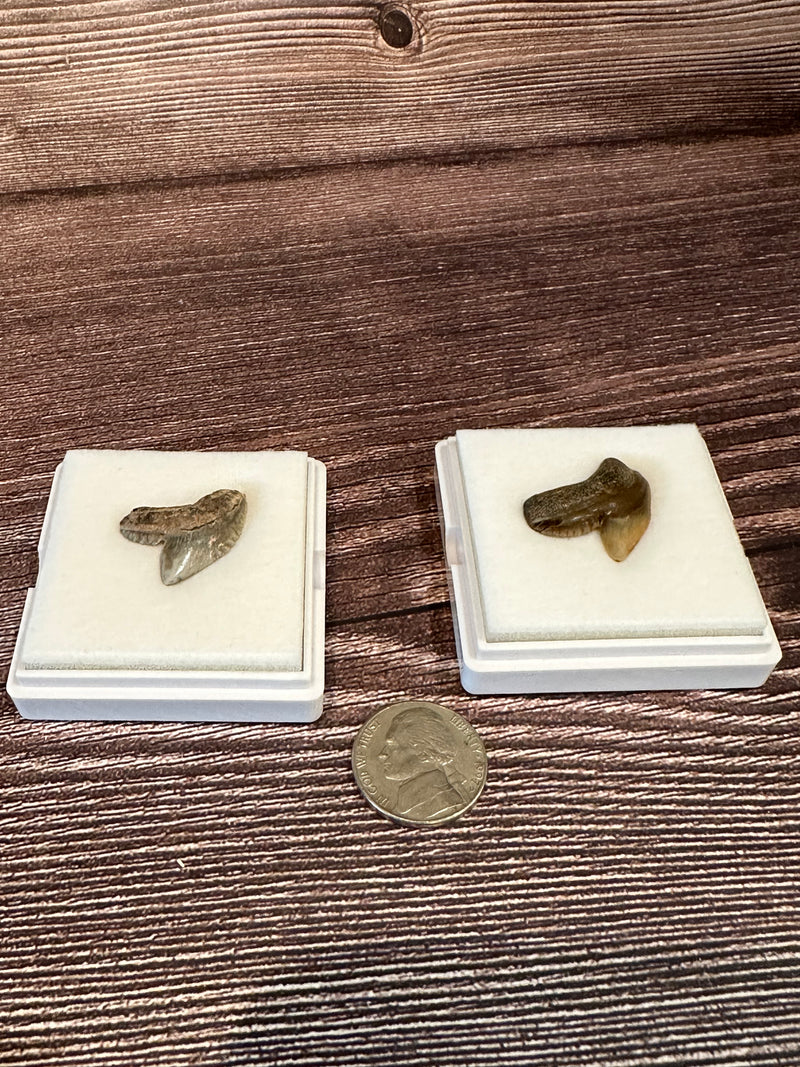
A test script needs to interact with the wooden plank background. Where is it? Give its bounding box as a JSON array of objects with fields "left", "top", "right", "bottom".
[
  {"left": 2, "top": 0, "right": 800, "bottom": 190},
  {"left": 1, "top": 2, "right": 799, "bottom": 1065}
]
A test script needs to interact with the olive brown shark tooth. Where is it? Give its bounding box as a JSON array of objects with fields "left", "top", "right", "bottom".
[
  {"left": 523, "top": 457, "right": 650, "bottom": 562},
  {"left": 119, "top": 488, "right": 247, "bottom": 585}
]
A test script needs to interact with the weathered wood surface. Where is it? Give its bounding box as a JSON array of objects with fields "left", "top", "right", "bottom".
[
  {"left": 2, "top": 0, "right": 800, "bottom": 1057},
  {"left": 1, "top": 0, "right": 799, "bottom": 191},
  {"left": 2, "top": 127, "right": 799, "bottom": 1065}
]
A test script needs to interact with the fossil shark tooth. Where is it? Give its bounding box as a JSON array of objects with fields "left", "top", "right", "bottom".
[
  {"left": 523, "top": 457, "right": 650, "bottom": 562},
  {"left": 119, "top": 489, "right": 247, "bottom": 585}
]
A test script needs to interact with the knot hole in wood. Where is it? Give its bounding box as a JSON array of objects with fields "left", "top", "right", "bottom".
[{"left": 379, "top": 4, "right": 418, "bottom": 49}]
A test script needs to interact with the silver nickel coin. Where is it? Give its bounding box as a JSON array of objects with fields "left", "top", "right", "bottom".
[{"left": 352, "top": 700, "right": 487, "bottom": 828}]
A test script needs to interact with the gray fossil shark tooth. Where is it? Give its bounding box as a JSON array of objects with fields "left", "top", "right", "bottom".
[
  {"left": 120, "top": 489, "right": 247, "bottom": 585},
  {"left": 523, "top": 457, "right": 650, "bottom": 562}
]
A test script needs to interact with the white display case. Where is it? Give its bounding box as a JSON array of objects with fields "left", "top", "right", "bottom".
[
  {"left": 7, "top": 449, "right": 326, "bottom": 722},
  {"left": 435, "top": 426, "right": 781, "bottom": 693}
]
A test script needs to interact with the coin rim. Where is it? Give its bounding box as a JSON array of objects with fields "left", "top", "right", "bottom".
[{"left": 351, "top": 700, "right": 487, "bottom": 828}]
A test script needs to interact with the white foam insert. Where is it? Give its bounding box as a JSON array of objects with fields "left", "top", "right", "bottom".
[
  {"left": 20, "top": 449, "right": 308, "bottom": 672},
  {"left": 456, "top": 425, "right": 768, "bottom": 642}
]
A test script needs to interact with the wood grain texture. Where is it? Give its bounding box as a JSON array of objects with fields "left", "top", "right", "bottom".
[
  {"left": 1, "top": 0, "right": 800, "bottom": 192},
  {"left": 1, "top": 128, "right": 799, "bottom": 1065}
]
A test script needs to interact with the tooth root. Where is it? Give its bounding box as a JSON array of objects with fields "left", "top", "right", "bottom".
[{"left": 523, "top": 478, "right": 607, "bottom": 538}]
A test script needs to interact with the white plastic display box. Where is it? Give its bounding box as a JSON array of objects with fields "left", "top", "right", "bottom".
[
  {"left": 7, "top": 449, "right": 326, "bottom": 722},
  {"left": 435, "top": 426, "right": 781, "bottom": 693}
]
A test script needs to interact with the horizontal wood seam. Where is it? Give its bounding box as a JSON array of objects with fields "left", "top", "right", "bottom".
[
  {"left": 747, "top": 540, "right": 800, "bottom": 560},
  {"left": 328, "top": 601, "right": 451, "bottom": 628},
  {"left": 2, "top": 121, "right": 799, "bottom": 205}
]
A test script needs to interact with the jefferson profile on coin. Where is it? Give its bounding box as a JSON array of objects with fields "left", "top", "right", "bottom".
[
  {"left": 352, "top": 700, "right": 487, "bottom": 827},
  {"left": 378, "top": 705, "right": 468, "bottom": 823}
]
